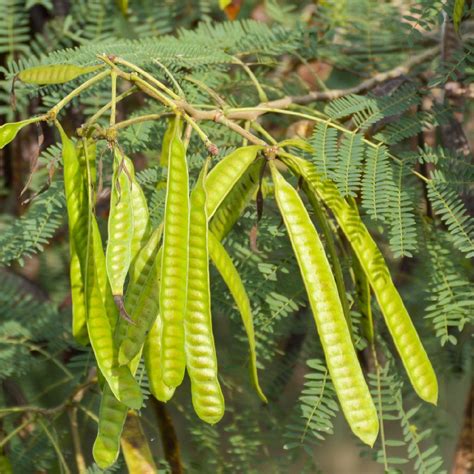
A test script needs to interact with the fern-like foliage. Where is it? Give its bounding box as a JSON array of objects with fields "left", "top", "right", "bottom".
[
  {"left": 387, "top": 160, "right": 418, "bottom": 258},
  {"left": 310, "top": 122, "right": 338, "bottom": 180},
  {"left": 283, "top": 358, "right": 338, "bottom": 453},
  {"left": 333, "top": 132, "right": 365, "bottom": 197},
  {"left": 423, "top": 234, "right": 474, "bottom": 346},
  {"left": 427, "top": 181, "right": 474, "bottom": 257},
  {"left": 0, "top": 181, "right": 65, "bottom": 266},
  {"left": 361, "top": 144, "right": 394, "bottom": 222}
]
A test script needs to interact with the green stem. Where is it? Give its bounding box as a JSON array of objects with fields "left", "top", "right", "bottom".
[
  {"left": 233, "top": 57, "right": 268, "bottom": 102},
  {"left": 0, "top": 417, "right": 35, "bottom": 448},
  {"left": 113, "top": 113, "right": 167, "bottom": 130},
  {"left": 38, "top": 418, "right": 72, "bottom": 474},
  {"left": 110, "top": 71, "right": 117, "bottom": 127},
  {"left": 112, "top": 56, "right": 181, "bottom": 100},
  {"left": 49, "top": 69, "right": 111, "bottom": 118},
  {"left": 82, "top": 86, "right": 137, "bottom": 130}
]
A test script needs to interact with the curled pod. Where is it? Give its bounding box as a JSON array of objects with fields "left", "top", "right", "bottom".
[
  {"left": 282, "top": 153, "right": 438, "bottom": 405},
  {"left": 185, "top": 160, "right": 225, "bottom": 424},
  {"left": 270, "top": 162, "right": 379, "bottom": 446},
  {"left": 208, "top": 231, "right": 266, "bottom": 402},
  {"left": 160, "top": 120, "right": 189, "bottom": 388},
  {"left": 17, "top": 63, "right": 102, "bottom": 85}
]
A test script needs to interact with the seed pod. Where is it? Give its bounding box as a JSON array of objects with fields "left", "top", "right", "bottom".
[
  {"left": 0, "top": 117, "right": 42, "bottom": 149},
  {"left": 281, "top": 152, "right": 438, "bottom": 405},
  {"left": 208, "top": 231, "right": 266, "bottom": 402},
  {"left": 185, "top": 160, "right": 225, "bottom": 424},
  {"left": 17, "top": 64, "right": 102, "bottom": 85},
  {"left": 106, "top": 149, "right": 135, "bottom": 298},
  {"left": 160, "top": 120, "right": 189, "bottom": 388},
  {"left": 209, "top": 159, "right": 263, "bottom": 241},
  {"left": 205, "top": 146, "right": 263, "bottom": 220},
  {"left": 270, "top": 161, "right": 379, "bottom": 446}
]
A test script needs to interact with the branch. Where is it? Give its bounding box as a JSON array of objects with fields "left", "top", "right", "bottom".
[
  {"left": 451, "top": 383, "right": 473, "bottom": 474},
  {"left": 151, "top": 398, "right": 183, "bottom": 474}
]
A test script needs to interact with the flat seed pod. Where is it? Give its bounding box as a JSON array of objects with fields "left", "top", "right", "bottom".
[
  {"left": 209, "top": 159, "right": 263, "bottom": 241},
  {"left": 205, "top": 146, "right": 263, "bottom": 219},
  {"left": 58, "top": 123, "right": 142, "bottom": 409},
  {"left": 281, "top": 153, "right": 438, "bottom": 405},
  {"left": 270, "top": 161, "right": 379, "bottom": 447},
  {"left": 185, "top": 160, "right": 225, "bottom": 424},
  {"left": 0, "top": 117, "right": 42, "bottom": 149},
  {"left": 208, "top": 231, "right": 266, "bottom": 402},
  {"left": 160, "top": 120, "right": 189, "bottom": 388},
  {"left": 106, "top": 149, "right": 134, "bottom": 297},
  {"left": 17, "top": 64, "right": 102, "bottom": 85}
]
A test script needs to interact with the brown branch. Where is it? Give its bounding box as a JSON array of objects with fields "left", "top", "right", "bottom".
[
  {"left": 451, "top": 383, "right": 473, "bottom": 474},
  {"left": 151, "top": 399, "right": 183, "bottom": 474}
]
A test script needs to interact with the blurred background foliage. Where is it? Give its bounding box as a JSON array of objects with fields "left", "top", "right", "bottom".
[{"left": 0, "top": 1, "right": 472, "bottom": 473}]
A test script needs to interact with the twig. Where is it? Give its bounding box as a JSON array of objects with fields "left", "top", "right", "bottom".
[
  {"left": 151, "top": 398, "right": 183, "bottom": 474},
  {"left": 451, "top": 383, "right": 473, "bottom": 474}
]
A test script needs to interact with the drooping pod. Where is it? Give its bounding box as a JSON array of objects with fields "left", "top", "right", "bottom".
[
  {"left": 17, "top": 63, "right": 102, "bottom": 85},
  {"left": 106, "top": 149, "right": 134, "bottom": 298},
  {"left": 160, "top": 116, "right": 183, "bottom": 167},
  {"left": 94, "top": 227, "right": 165, "bottom": 469},
  {"left": 270, "top": 161, "right": 379, "bottom": 446},
  {"left": 160, "top": 119, "right": 189, "bottom": 388},
  {"left": 144, "top": 314, "right": 176, "bottom": 402},
  {"left": 209, "top": 159, "right": 264, "bottom": 241},
  {"left": 185, "top": 160, "right": 225, "bottom": 424},
  {"left": 281, "top": 152, "right": 438, "bottom": 405},
  {"left": 87, "top": 219, "right": 143, "bottom": 409},
  {"left": 58, "top": 123, "right": 142, "bottom": 409},
  {"left": 205, "top": 146, "right": 263, "bottom": 219},
  {"left": 118, "top": 242, "right": 162, "bottom": 367},
  {"left": 208, "top": 232, "right": 266, "bottom": 402}
]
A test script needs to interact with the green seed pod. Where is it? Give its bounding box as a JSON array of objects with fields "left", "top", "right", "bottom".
[
  {"left": 160, "top": 121, "right": 189, "bottom": 388},
  {"left": 270, "top": 161, "right": 379, "bottom": 446},
  {"left": 280, "top": 152, "right": 438, "bottom": 405},
  {"left": 185, "top": 160, "right": 225, "bottom": 424},
  {"left": 106, "top": 149, "right": 134, "bottom": 297},
  {"left": 0, "top": 117, "right": 42, "bottom": 149},
  {"left": 209, "top": 159, "right": 263, "bottom": 241},
  {"left": 208, "top": 231, "right": 266, "bottom": 402},
  {"left": 17, "top": 64, "right": 102, "bottom": 85},
  {"left": 205, "top": 146, "right": 263, "bottom": 220}
]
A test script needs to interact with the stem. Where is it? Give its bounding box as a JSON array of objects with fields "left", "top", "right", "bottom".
[
  {"left": 82, "top": 86, "right": 137, "bottom": 130},
  {"left": 233, "top": 57, "right": 268, "bottom": 102},
  {"left": 38, "top": 418, "right": 71, "bottom": 474},
  {"left": 49, "top": 69, "right": 111, "bottom": 118},
  {"left": 371, "top": 343, "right": 389, "bottom": 472},
  {"left": 113, "top": 113, "right": 167, "bottom": 130},
  {"left": 151, "top": 398, "right": 183, "bottom": 474},
  {"left": 110, "top": 71, "right": 117, "bottom": 127},
  {"left": 68, "top": 407, "right": 86, "bottom": 474},
  {"left": 112, "top": 56, "right": 181, "bottom": 100},
  {"left": 0, "top": 417, "right": 35, "bottom": 448},
  {"left": 154, "top": 58, "right": 185, "bottom": 97}
]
